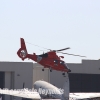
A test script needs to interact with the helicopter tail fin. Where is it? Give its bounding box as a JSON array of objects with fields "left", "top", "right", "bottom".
[{"left": 17, "top": 38, "right": 28, "bottom": 60}]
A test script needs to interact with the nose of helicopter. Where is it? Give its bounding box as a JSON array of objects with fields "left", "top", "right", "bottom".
[
  {"left": 64, "top": 63, "right": 71, "bottom": 72},
  {"left": 68, "top": 69, "right": 71, "bottom": 72}
]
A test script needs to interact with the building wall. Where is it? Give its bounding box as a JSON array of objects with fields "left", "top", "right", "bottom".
[
  {"left": 50, "top": 59, "right": 100, "bottom": 92},
  {"left": 49, "top": 70, "right": 68, "bottom": 88},
  {"left": 0, "top": 62, "right": 33, "bottom": 100},
  {"left": 32, "top": 59, "right": 100, "bottom": 89},
  {"left": 33, "top": 63, "right": 50, "bottom": 85},
  {"left": 0, "top": 62, "right": 50, "bottom": 100},
  {"left": 68, "top": 59, "right": 100, "bottom": 74},
  {"left": 0, "top": 59, "right": 100, "bottom": 99}
]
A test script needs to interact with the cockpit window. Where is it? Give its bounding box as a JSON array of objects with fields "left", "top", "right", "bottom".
[
  {"left": 60, "top": 61, "right": 64, "bottom": 64},
  {"left": 60, "top": 61, "right": 70, "bottom": 69}
]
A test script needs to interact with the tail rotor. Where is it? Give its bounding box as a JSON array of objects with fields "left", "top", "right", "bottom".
[{"left": 17, "top": 38, "right": 28, "bottom": 60}]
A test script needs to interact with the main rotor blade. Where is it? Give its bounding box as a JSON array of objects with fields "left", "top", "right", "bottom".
[
  {"left": 55, "top": 47, "right": 70, "bottom": 52},
  {"left": 26, "top": 42, "right": 51, "bottom": 51},
  {"left": 58, "top": 52, "right": 86, "bottom": 57},
  {"left": 26, "top": 42, "right": 70, "bottom": 52}
]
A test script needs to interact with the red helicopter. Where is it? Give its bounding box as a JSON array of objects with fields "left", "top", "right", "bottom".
[{"left": 17, "top": 38, "right": 86, "bottom": 76}]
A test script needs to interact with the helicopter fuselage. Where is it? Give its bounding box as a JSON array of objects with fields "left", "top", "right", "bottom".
[{"left": 17, "top": 38, "right": 71, "bottom": 73}]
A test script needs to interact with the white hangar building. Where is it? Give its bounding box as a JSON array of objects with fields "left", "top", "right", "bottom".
[{"left": 0, "top": 59, "right": 100, "bottom": 100}]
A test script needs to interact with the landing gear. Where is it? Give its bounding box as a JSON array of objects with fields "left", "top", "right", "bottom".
[
  {"left": 62, "top": 73, "right": 65, "bottom": 75},
  {"left": 50, "top": 69, "right": 52, "bottom": 72},
  {"left": 50, "top": 67, "right": 52, "bottom": 72},
  {"left": 68, "top": 69, "right": 71, "bottom": 72},
  {"left": 42, "top": 69, "right": 44, "bottom": 71},
  {"left": 62, "top": 72, "right": 66, "bottom": 77}
]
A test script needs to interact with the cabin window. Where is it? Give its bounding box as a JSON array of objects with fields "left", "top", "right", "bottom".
[
  {"left": 39, "top": 53, "right": 48, "bottom": 57},
  {"left": 54, "top": 60, "right": 58, "bottom": 63}
]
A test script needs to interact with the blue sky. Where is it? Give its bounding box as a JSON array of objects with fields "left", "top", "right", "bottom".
[{"left": 0, "top": 0, "right": 100, "bottom": 63}]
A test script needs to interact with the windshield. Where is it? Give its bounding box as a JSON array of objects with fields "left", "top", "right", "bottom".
[
  {"left": 64, "top": 63, "right": 69, "bottom": 69},
  {"left": 60, "top": 61, "right": 69, "bottom": 69}
]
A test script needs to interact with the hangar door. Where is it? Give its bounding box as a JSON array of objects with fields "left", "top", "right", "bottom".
[
  {"left": 69, "top": 73, "right": 100, "bottom": 92},
  {"left": 0, "top": 72, "right": 5, "bottom": 100},
  {"left": 0, "top": 72, "right": 5, "bottom": 89}
]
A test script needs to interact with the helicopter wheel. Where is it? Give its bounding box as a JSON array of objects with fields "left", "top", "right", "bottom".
[
  {"left": 62, "top": 73, "right": 65, "bottom": 75},
  {"left": 62, "top": 72, "right": 66, "bottom": 77},
  {"left": 50, "top": 69, "right": 52, "bottom": 72},
  {"left": 50, "top": 68, "right": 52, "bottom": 72},
  {"left": 42, "top": 69, "right": 44, "bottom": 71}
]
